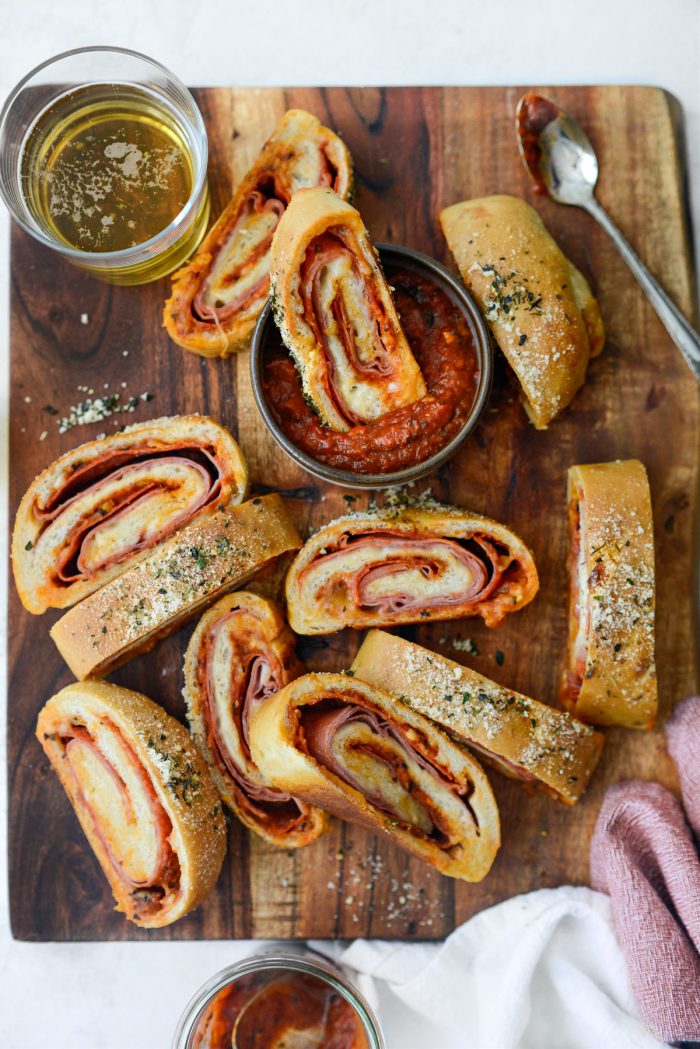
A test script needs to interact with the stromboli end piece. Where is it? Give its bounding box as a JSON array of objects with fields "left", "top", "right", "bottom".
[
  {"left": 50, "top": 494, "right": 302, "bottom": 679},
  {"left": 248, "top": 672, "right": 500, "bottom": 881},
  {"left": 36, "top": 680, "right": 226, "bottom": 928},
  {"left": 184, "top": 591, "right": 328, "bottom": 846},
  {"left": 269, "top": 186, "right": 427, "bottom": 431}
]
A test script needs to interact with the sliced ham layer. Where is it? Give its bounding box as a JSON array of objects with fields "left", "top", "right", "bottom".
[
  {"left": 61, "top": 723, "right": 178, "bottom": 917},
  {"left": 302, "top": 701, "right": 475, "bottom": 842}
]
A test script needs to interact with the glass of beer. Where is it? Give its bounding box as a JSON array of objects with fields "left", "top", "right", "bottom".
[{"left": 0, "top": 46, "right": 210, "bottom": 284}]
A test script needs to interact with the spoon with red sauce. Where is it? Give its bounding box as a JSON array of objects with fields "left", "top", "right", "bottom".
[{"left": 516, "top": 93, "right": 700, "bottom": 382}]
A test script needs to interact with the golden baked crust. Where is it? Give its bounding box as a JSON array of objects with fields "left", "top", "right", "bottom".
[
  {"left": 248, "top": 672, "right": 500, "bottom": 882},
  {"left": 164, "top": 110, "right": 353, "bottom": 357},
  {"left": 50, "top": 494, "right": 301, "bottom": 679},
  {"left": 351, "top": 630, "right": 603, "bottom": 805},
  {"left": 36, "top": 679, "right": 226, "bottom": 928},
  {"left": 269, "top": 186, "right": 426, "bottom": 431},
  {"left": 12, "top": 415, "right": 248, "bottom": 614},
  {"left": 184, "top": 591, "right": 328, "bottom": 847},
  {"left": 440, "top": 195, "right": 604, "bottom": 428},
  {"left": 560, "top": 459, "right": 657, "bottom": 729},
  {"left": 286, "top": 504, "right": 539, "bottom": 634}
]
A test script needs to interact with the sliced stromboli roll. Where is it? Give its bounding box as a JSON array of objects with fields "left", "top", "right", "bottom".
[
  {"left": 36, "top": 680, "right": 226, "bottom": 928},
  {"left": 560, "top": 460, "right": 657, "bottom": 729},
  {"left": 164, "top": 110, "right": 353, "bottom": 357},
  {"left": 184, "top": 592, "right": 328, "bottom": 846},
  {"left": 50, "top": 494, "right": 301, "bottom": 679},
  {"left": 440, "top": 195, "right": 604, "bottom": 428},
  {"left": 269, "top": 186, "right": 427, "bottom": 431},
  {"left": 12, "top": 415, "right": 248, "bottom": 614},
  {"left": 286, "top": 505, "right": 539, "bottom": 634},
  {"left": 248, "top": 673, "right": 500, "bottom": 881},
  {"left": 351, "top": 631, "right": 604, "bottom": 804}
]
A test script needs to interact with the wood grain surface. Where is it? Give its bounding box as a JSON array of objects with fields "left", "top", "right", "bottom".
[{"left": 8, "top": 86, "right": 699, "bottom": 942}]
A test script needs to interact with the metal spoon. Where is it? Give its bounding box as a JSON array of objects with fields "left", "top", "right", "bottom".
[{"left": 515, "top": 93, "right": 700, "bottom": 382}]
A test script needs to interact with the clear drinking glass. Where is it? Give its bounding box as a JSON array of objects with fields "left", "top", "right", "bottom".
[
  {"left": 172, "top": 947, "right": 385, "bottom": 1049},
  {"left": 0, "top": 46, "right": 209, "bottom": 285}
]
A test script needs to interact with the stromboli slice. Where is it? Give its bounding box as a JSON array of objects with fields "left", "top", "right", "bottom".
[
  {"left": 351, "top": 630, "right": 603, "bottom": 804},
  {"left": 248, "top": 673, "right": 500, "bottom": 881},
  {"left": 184, "top": 592, "right": 328, "bottom": 846},
  {"left": 560, "top": 460, "right": 657, "bottom": 729},
  {"left": 12, "top": 415, "right": 248, "bottom": 614},
  {"left": 285, "top": 505, "right": 538, "bottom": 634},
  {"left": 164, "top": 109, "right": 353, "bottom": 357},
  {"left": 440, "top": 195, "right": 604, "bottom": 428},
  {"left": 269, "top": 186, "right": 427, "bottom": 430},
  {"left": 36, "top": 680, "right": 226, "bottom": 928},
  {"left": 50, "top": 494, "right": 301, "bottom": 679}
]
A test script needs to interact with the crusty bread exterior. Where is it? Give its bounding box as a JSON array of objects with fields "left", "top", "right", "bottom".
[
  {"left": 269, "top": 186, "right": 426, "bottom": 431},
  {"left": 440, "top": 195, "right": 604, "bottom": 429},
  {"left": 164, "top": 109, "right": 353, "bottom": 357},
  {"left": 285, "top": 504, "right": 539, "bottom": 634},
  {"left": 560, "top": 460, "right": 657, "bottom": 729},
  {"left": 12, "top": 414, "right": 248, "bottom": 614},
  {"left": 36, "top": 679, "right": 226, "bottom": 928},
  {"left": 248, "top": 672, "right": 500, "bottom": 882},
  {"left": 50, "top": 494, "right": 301, "bottom": 679},
  {"left": 352, "top": 630, "right": 603, "bottom": 805},
  {"left": 183, "top": 591, "right": 328, "bottom": 846}
]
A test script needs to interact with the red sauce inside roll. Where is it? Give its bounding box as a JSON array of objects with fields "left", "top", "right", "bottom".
[{"left": 263, "top": 267, "right": 479, "bottom": 474}]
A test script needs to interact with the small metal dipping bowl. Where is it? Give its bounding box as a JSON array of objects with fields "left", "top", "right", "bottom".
[{"left": 250, "top": 243, "right": 493, "bottom": 490}]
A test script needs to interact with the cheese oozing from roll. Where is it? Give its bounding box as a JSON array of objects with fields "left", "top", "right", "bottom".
[
  {"left": 440, "top": 195, "right": 604, "bottom": 429},
  {"left": 36, "top": 680, "right": 226, "bottom": 928},
  {"left": 184, "top": 592, "right": 328, "bottom": 846},
  {"left": 286, "top": 505, "right": 538, "bottom": 634},
  {"left": 164, "top": 110, "right": 353, "bottom": 357},
  {"left": 269, "top": 186, "right": 426, "bottom": 431},
  {"left": 248, "top": 673, "right": 500, "bottom": 881},
  {"left": 560, "top": 460, "right": 657, "bottom": 729},
  {"left": 351, "top": 630, "right": 604, "bottom": 805},
  {"left": 12, "top": 415, "right": 248, "bottom": 614}
]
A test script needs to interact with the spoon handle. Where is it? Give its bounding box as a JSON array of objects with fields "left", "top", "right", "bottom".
[{"left": 584, "top": 196, "right": 700, "bottom": 382}]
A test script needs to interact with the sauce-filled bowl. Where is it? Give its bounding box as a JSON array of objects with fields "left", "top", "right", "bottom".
[
  {"left": 250, "top": 244, "right": 493, "bottom": 490},
  {"left": 172, "top": 949, "right": 384, "bottom": 1049}
]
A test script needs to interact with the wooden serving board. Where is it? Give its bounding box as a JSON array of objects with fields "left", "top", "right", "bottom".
[{"left": 8, "top": 86, "right": 699, "bottom": 942}]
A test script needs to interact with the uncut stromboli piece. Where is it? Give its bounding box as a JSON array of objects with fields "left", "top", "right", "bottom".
[
  {"left": 12, "top": 415, "right": 248, "bottom": 614},
  {"left": 36, "top": 681, "right": 226, "bottom": 928},
  {"left": 286, "top": 505, "right": 538, "bottom": 634},
  {"left": 269, "top": 186, "right": 427, "bottom": 431},
  {"left": 184, "top": 592, "right": 328, "bottom": 847},
  {"left": 440, "top": 195, "right": 604, "bottom": 428},
  {"left": 248, "top": 673, "right": 500, "bottom": 881},
  {"left": 560, "top": 460, "right": 657, "bottom": 729},
  {"left": 164, "top": 110, "right": 353, "bottom": 357},
  {"left": 50, "top": 494, "right": 302, "bottom": 679},
  {"left": 351, "top": 631, "right": 604, "bottom": 805}
]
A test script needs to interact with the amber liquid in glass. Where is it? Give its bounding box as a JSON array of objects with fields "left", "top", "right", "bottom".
[{"left": 20, "top": 83, "right": 208, "bottom": 282}]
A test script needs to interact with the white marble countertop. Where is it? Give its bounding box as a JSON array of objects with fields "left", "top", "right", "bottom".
[{"left": 1, "top": 2, "right": 698, "bottom": 1046}]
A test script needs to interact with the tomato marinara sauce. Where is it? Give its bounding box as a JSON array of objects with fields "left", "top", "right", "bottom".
[
  {"left": 191, "top": 969, "right": 370, "bottom": 1049},
  {"left": 263, "top": 267, "right": 480, "bottom": 474}
]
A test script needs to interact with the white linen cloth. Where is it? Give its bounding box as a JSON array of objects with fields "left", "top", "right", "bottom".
[{"left": 314, "top": 886, "right": 667, "bottom": 1049}]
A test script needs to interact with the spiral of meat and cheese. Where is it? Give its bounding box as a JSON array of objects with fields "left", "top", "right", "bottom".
[
  {"left": 248, "top": 673, "right": 500, "bottom": 881},
  {"left": 560, "top": 460, "right": 657, "bottom": 729},
  {"left": 184, "top": 592, "right": 328, "bottom": 846},
  {"left": 269, "top": 187, "right": 427, "bottom": 431},
  {"left": 12, "top": 415, "right": 248, "bottom": 614},
  {"left": 286, "top": 506, "right": 539, "bottom": 634},
  {"left": 164, "top": 110, "right": 353, "bottom": 358},
  {"left": 36, "top": 680, "right": 227, "bottom": 928}
]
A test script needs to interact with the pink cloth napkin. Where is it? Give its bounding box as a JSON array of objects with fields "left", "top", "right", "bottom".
[{"left": 590, "top": 696, "right": 700, "bottom": 1044}]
